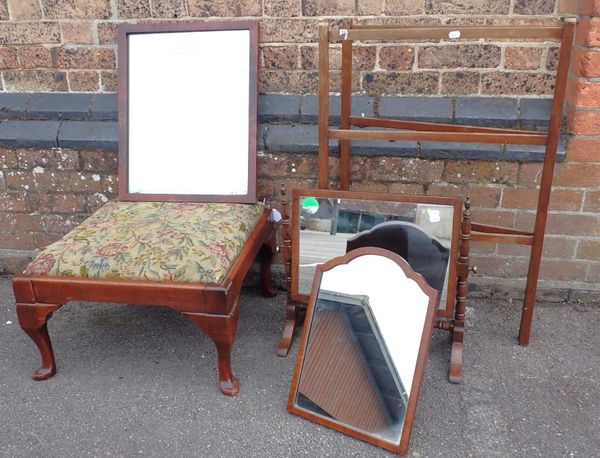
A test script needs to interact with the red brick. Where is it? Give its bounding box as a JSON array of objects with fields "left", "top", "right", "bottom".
[
  {"left": 54, "top": 171, "right": 103, "bottom": 193},
  {"left": 516, "top": 212, "right": 599, "bottom": 236},
  {"left": 7, "top": 0, "right": 43, "bottom": 20},
  {"left": 384, "top": 0, "right": 425, "bottom": 15},
  {"left": 471, "top": 208, "right": 515, "bottom": 227},
  {"left": 151, "top": 0, "right": 187, "bottom": 18},
  {"left": 364, "top": 157, "right": 443, "bottom": 183},
  {"left": 60, "top": 21, "right": 94, "bottom": 44},
  {"left": 80, "top": 151, "right": 117, "bottom": 173},
  {"left": 482, "top": 72, "right": 554, "bottom": 96},
  {"left": 0, "top": 231, "right": 36, "bottom": 250},
  {"left": 302, "top": 0, "right": 354, "bottom": 15},
  {"left": 5, "top": 171, "right": 34, "bottom": 191},
  {"left": 100, "top": 71, "right": 117, "bottom": 91},
  {"left": 0, "top": 47, "right": 19, "bottom": 69},
  {"left": 539, "top": 260, "right": 590, "bottom": 282},
  {"left": 575, "top": 18, "right": 600, "bottom": 47},
  {"left": 14, "top": 213, "right": 44, "bottom": 231},
  {"left": 470, "top": 255, "right": 529, "bottom": 278},
  {"left": 29, "top": 193, "right": 87, "bottom": 213},
  {"left": 33, "top": 232, "right": 63, "bottom": 248},
  {"left": 581, "top": 0, "right": 600, "bottom": 16},
  {"left": 68, "top": 70, "right": 99, "bottom": 91},
  {"left": 379, "top": 46, "right": 414, "bottom": 71},
  {"left": 42, "top": 0, "right": 111, "bottom": 19},
  {"left": 568, "top": 108, "right": 600, "bottom": 135},
  {"left": 471, "top": 241, "right": 496, "bottom": 255},
  {"left": 262, "top": 46, "right": 299, "bottom": 70},
  {"left": 502, "top": 187, "right": 583, "bottom": 211},
  {"left": 52, "top": 47, "right": 115, "bottom": 69},
  {"left": 518, "top": 162, "right": 542, "bottom": 186},
  {"left": 553, "top": 163, "right": 600, "bottom": 187},
  {"left": 97, "top": 22, "right": 119, "bottom": 45},
  {"left": 583, "top": 190, "right": 600, "bottom": 212},
  {"left": 546, "top": 46, "right": 560, "bottom": 71},
  {"left": 264, "top": 0, "right": 301, "bottom": 16},
  {"left": 497, "top": 237, "right": 576, "bottom": 258},
  {"left": 387, "top": 183, "right": 424, "bottom": 194},
  {"left": 566, "top": 137, "right": 600, "bottom": 162},
  {"left": 17, "top": 46, "right": 52, "bottom": 69},
  {"left": 349, "top": 182, "right": 389, "bottom": 193},
  {"left": 444, "top": 161, "right": 519, "bottom": 185},
  {"left": 0, "top": 22, "right": 61, "bottom": 44},
  {"left": 0, "top": 194, "right": 27, "bottom": 212},
  {"left": 514, "top": 0, "right": 555, "bottom": 14},
  {"left": 43, "top": 213, "right": 86, "bottom": 233},
  {"left": 557, "top": 0, "right": 580, "bottom": 14},
  {"left": 504, "top": 46, "right": 543, "bottom": 70},
  {"left": 567, "top": 78, "right": 600, "bottom": 108},
  {"left": 440, "top": 71, "right": 480, "bottom": 95},
  {"left": 116, "top": 0, "right": 151, "bottom": 18},
  {"left": 576, "top": 240, "right": 600, "bottom": 260},
  {"left": 3, "top": 70, "right": 68, "bottom": 91},
  {"left": 188, "top": 0, "right": 261, "bottom": 16},
  {"left": 572, "top": 49, "right": 600, "bottom": 78},
  {"left": 0, "top": 212, "right": 16, "bottom": 231},
  {"left": 420, "top": 44, "right": 500, "bottom": 69},
  {"left": 587, "top": 264, "right": 600, "bottom": 283},
  {"left": 0, "top": 149, "right": 18, "bottom": 168}
]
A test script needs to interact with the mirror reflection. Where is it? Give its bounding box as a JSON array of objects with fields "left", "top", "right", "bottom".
[
  {"left": 297, "top": 197, "right": 454, "bottom": 308},
  {"left": 293, "top": 253, "right": 433, "bottom": 445}
]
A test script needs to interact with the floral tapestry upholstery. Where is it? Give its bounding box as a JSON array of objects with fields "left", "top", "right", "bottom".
[{"left": 24, "top": 201, "right": 266, "bottom": 284}]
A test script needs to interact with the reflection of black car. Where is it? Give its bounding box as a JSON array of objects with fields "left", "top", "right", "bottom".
[{"left": 300, "top": 215, "right": 306, "bottom": 230}]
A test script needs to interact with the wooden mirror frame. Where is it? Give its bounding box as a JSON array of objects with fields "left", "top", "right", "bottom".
[
  {"left": 117, "top": 20, "right": 259, "bottom": 203},
  {"left": 287, "top": 246, "right": 438, "bottom": 455},
  {"left": 289, "top": 189, "right": 461, "bottom": 318}
]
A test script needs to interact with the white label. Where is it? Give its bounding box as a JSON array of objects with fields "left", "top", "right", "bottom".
[{"left": 449, "top": 30, "right": 461, "bottom": 39}]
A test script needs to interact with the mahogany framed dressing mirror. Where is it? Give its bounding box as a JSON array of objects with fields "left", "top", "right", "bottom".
[
  {"left": 288, "top": 247, "right": 438, "bottom": 455},
  {"left": 118, "top": 21, "right": 258, "bottom": 202},
  {"left": 289, "top": 189, "right": 461, "bottom": 317}
]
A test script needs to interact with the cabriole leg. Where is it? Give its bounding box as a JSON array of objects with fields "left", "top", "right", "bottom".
[
  {"left": 17, "top": 302, "right": 63, "bottom": 381},
  {"left": 183, "top": 299, "right": 241, "bottom": 396}
]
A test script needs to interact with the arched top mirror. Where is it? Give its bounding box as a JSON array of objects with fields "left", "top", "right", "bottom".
[
  {"left": 117, "top": 21, "right": 258, "bottom": 203},
  {"left": 288, "top": 247, "right": 438, "bottom": 455}
]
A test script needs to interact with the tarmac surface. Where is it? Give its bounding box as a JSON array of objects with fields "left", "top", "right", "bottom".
[{"left": 1, "top": 277, "right": 599, "bottom": 458}]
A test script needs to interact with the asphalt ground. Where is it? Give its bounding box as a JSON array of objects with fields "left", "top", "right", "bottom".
[{"left": 0, "top": 277, "right": 598, "bottom": 458}]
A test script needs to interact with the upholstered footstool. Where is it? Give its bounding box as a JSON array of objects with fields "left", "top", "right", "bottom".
[{"left": 13, "top": 201, "right": 276, "bottom": 396}]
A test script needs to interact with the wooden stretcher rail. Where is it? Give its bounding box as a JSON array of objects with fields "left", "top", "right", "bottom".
[
  {"left": 349, "top": 116, "right": 539, "bottom": 136},
  {"left": 334, "top": 25, "right": 564, "bottom": 41},
  {"left": 328, "top": 129, "right": 548, "bottom": 145}
]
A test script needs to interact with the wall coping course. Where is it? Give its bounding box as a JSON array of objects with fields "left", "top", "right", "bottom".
[{"left": 0, "top": 93, "right": 564, "bottom": 161}]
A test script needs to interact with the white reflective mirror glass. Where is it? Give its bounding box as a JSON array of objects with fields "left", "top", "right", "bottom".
[
  {"left": 126, "top": 29, "right": 251, "bottom": 197},
  {"left": 296, "top": 196, "right": 455, "bottom": 310}
]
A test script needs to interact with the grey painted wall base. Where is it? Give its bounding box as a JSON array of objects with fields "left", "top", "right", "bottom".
[{"left": 0, "top": 93, "right": 565, "bottom": 161}]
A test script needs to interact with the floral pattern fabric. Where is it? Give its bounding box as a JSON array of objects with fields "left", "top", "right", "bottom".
[{"left": 24, "top": 201, "right": 266, "bottom": 284}]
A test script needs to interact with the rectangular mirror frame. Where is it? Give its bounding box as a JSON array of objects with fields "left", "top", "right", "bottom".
[
  {"left": 290, "top": 189, "right": 462, "bottom": 318},
  {"left": 117, "top": 20, "right": 259, "bottom": 203}
]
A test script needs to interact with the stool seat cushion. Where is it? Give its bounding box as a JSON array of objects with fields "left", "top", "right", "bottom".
[{"left": 24, "top": 201, "right": 266, "bottom": 284}]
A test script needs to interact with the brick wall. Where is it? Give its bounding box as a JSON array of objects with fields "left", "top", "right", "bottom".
[
  {"left": 0, "top": 0, "right": 578, "bottom": 94},
  {"left": 0, "top": 0, "right": 599, "bottom": 302}
]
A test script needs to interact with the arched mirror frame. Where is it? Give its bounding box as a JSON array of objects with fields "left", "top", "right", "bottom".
[{"left": 287, "top": 246, "right": 439, "bottom": 455}]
